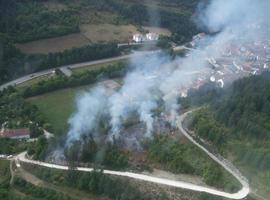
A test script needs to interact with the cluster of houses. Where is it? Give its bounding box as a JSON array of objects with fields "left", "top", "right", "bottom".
[{"left": 183, "top": 32, "right": 270, "bottom": 91}]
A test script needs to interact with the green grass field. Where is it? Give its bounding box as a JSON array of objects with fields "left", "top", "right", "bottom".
[{"left": 27, "top": 85, "right": 94, "bottom": 135}]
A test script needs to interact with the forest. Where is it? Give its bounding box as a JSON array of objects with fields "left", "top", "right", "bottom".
[
  {"left": 189, "top": 72, "right": 270, "bottom": 171},
  {"left": 0, "top": 0, "right": 79, "bottom": 43}
]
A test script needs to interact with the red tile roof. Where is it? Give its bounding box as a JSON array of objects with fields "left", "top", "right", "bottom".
[{"left": 0, "top": 128, "right": 30, "bottom": 138}]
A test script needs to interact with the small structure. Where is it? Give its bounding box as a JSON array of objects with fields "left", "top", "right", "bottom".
[
  {"left": 0, "top": 128, "right": 30, "bottom": 139},
  {"left": 146, "top": 33, "right": 159, "bottom": 41},
  {"left": 133, "top": 34, "right": 144, "bottom": 43},
  {"left": 133, "top": 32, "right": 159, "bottom": 43}
]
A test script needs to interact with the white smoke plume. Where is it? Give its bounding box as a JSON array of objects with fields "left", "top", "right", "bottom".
[
  {"left": 66, "top": 87, "right": 108, "bottom": 146},
  {"left": 65, "top": 0, "right": 270, "bottom": 146}
]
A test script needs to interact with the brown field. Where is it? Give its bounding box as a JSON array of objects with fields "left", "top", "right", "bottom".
[
  {"left": 16, "top": 33, "right": 91, "bottom": 54},
  {"left": 80, "top": 24, "right": 139, "bottom": 43}
]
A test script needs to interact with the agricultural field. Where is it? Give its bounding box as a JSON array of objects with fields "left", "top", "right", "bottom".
[
  {"left": 16, "top": 34, "right": 91, "bottom": 54},
  {"left": 80, "top": 24, "right": 140, "bottom": 43}
]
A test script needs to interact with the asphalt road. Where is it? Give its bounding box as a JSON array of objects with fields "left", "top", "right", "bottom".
[
  {"left": 16, "top": 110, "right": 250, "bottom": 199},
  {"left": 0, "top": 46, "right": 189, "bottom": 91},
  {"left": 0, "top": 50, "right": 161, "bottom": 91}
]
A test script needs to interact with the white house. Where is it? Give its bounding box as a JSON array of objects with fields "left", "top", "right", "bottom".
[
  {"left": 133, "top": 34, "right": 144, "bottom": 43},
  {"left": 146, "top": 33, "right": 159, "bottom": 41}
]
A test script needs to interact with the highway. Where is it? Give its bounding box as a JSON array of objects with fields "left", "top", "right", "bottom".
[
  {"left": 0, "top": 46, "right": 189, "bottom": 91},
  {"left": 0, "top": 50, "right": 161, "bottom": 91},
  {"left": 15, "top": 110, "right": 250, "bottom": 200}
]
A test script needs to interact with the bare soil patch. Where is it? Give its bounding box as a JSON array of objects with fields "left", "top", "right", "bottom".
[{"left": 16, "top": 33, "right": 90, "bottom": 54}]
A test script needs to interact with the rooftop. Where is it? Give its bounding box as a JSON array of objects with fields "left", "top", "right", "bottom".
[{"left": 0, "top": 128, "right": 30, "bottom": 138}]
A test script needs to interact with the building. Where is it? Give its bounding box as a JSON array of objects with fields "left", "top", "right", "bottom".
[
  {"left": 146, "top": 33, "right": 159, "bottom": 41},
  {"left": 133, "top": 34, "right": 144, "bottom": 43},
  {"left": 133, "top": 33, "right": 159, "bottom": 43},
  {"left": 0, "top": 128, "right": 30, "bottom": 139}
]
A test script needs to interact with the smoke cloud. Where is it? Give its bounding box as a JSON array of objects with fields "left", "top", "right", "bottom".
[{"left": 65, "top": 0, "right": 270, "bottom": 147}]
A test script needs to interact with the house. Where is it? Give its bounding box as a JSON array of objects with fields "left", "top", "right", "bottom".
[
  {"left": 0, "top": 128, "right": 30, "bottom": 139},
  {"left": 146, "top": 33, "right": 159, "bottom": 41},
  {"left": 133, "top": 32, "right": 159, "bottom": 43},
  {"left": 133, "top": 34, "right": 144, "bottom": 43}
]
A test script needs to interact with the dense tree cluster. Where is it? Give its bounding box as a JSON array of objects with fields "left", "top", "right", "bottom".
[
  {"left": 39, "top": 42, "right": 120, "bottom": 70},
  {"left": 28, "top": 136, "right": 49, "bottom": 161},
  {"left": 0, "top": 87, "right": 45, "bottom": 130},
  {"left": 0, "top": 138, "right": 29, "bottom": 154},
  {"left": 214, "top": 72, "right": 270, "bottom": 139},
  {"left": 190, "top": 108, "right": 227, "bottom": 149},
  {"left": 0, "top": 0, "right": 79, "bottom": 43},
  {"left": 189, "top": 72, "right": 270, "bottom": 171}
]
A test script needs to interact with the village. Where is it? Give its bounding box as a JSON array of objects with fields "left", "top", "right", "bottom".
[{"left": 177, "top": 32, "right": 270, "bottom": 97}]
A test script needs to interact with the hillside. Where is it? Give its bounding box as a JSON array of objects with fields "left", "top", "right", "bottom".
[
  {"left": 0, "top": 0, "right": 199, "bottom": 85},
  {"left": 188, "top": 72, "right": 270, "bottom": 199}
]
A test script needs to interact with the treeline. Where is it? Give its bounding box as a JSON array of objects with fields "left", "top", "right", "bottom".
[
  {"left": 146, "top": 135, "right": 240, "bottom": 192},
  {"left": 23, "top": 165, "right": 154, "bottom": 200},
  {"left": 0, "top": 0, "right": 79, "bottom": 43},
  {"left": 22, "top": 62, "right": 125, "bottom": 97},
  {"left": 39, "top": 42, "right": 120, "bottom": 70}
]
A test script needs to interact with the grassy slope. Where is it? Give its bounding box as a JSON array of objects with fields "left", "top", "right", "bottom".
[{"left": 27, "top": 85, "right": 93, "bottom": 134}]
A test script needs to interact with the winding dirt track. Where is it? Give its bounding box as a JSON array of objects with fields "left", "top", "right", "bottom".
[{"left": 16, "top": 110, "right": 250, "bottom": 200}]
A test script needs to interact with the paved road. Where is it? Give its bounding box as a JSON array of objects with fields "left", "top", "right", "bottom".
[
  {"left": 0, "top": 51, "right": 157, "bottom": 91},
  {"left": 16, "top": 110, "right": 250, "bottom": 199},
  {"left": 0, "top": 46, "right": 185, "bottom": 91}
]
